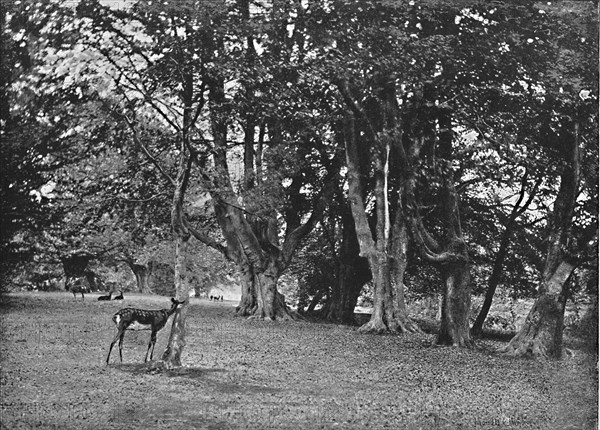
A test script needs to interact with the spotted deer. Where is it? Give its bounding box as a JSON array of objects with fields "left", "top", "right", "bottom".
[
  {"left": 106, "top": 298, "right": 186, "bottom": 365},
  {"left": 67, "top": 277, "right": 88, "bottom": 300}
]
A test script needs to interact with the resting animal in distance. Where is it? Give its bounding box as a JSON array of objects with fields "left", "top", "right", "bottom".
[
  {"left": 106, "top": 298, "right": 186, "bottom": 365},
  {"left": 98, "top": 292, "right": 112, "bottom": 301},
  {"left": 113, "top": 291, "right": 124, "bottom": 300}
]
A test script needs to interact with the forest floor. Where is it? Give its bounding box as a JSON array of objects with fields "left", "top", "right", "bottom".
[{"left": 0, "top": 292, "right": 597, "bottom": 429}]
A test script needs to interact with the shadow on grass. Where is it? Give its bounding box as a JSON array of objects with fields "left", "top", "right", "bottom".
[
  {"left": 476, "top": 329, "right": 516, "bottom": 342},
  {"left": 109, "top": 362, "right": 224, "bottom": 378},
  {"left": 108, "top": 362, "right": 282, "bottom": 394}
]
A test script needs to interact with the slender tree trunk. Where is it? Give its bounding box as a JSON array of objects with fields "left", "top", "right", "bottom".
[
  {"left": 471, "top": 171, "right": 540, "bottom": 337},
  {"left": 390, "top": 209, "right": 422, "bottom": 333},
  {"left": 471, "top": 231, "right": 511, "bottom": 336},
  {"left": 161, "top": 234, "right": 190, "bottom": 367},
  {"left": 435, "top": 112, "right": 474, "bottom": 347},
  {"left": 161, "top": 80, "right": 193, "bottom": 367},
  {"left": 307, "top": 289, "right": 325, "bottom": 313}
]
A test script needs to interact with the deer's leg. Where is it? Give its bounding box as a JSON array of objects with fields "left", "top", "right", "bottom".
[
  {"left": 118, "top": 331, "right": 125, "bottom": 362},
  {"left": 145, "top": 331, "right": 157, "bottom": 362},
  {"left": 107, "top": 328, "right": 123, "bottom": 365}
]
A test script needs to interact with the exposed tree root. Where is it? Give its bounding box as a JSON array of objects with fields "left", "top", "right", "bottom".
[
  {"left": 437, "top": 328, "right": 474, "bottom": 348},
  {"left": 358, "top": 318, "right": 389, "bottom": 334},
  {"left": 235, "top": 302, "right": 258, "bottom": 317},
  {"left": 240, "top": 292, "right": 303, "bottom": 321},
  {"left": 396, "top": 316, "right": 424, "bottom": 334},
  {"left": 501, "top": 295, "right": 563, "bottom": 359},
  {"left": 502, "top": 338, "right": 549, "bottom": 359},
  {"left": 358, "top": 315, "right": 424, "bottom": 335}
]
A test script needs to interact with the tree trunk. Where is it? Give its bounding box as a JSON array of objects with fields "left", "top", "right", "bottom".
[
  {"left": 161, "top": 234, "right": 190, "bottom": 368},
  {"left": 358, "top": 253, "right": 394, "bottom": 334},
  {"left": 503, "top": 121, "right": 581, "bottom": 359},
  {"left": 61, "top": 254, "right": 93, "bottom": 291},
  {"left": 342, "top": 110, "right": 389, "bottom": 333},
  {"left": 306, "top": 289, "right": 325, "bottom": 313},
  {"left": 130, "top": 263, "right": 153, "bottom": 294},
  {"left": 503, "top": 261, "right": 574, "bottom": 358},
  {"left": 327, "top": 257, "right": 370, "bottom": 324},
  {"left": 471, "top": 171, "right": 540, "bottom": 337},
  {"left": 161, "top": 97, "right": 193, "bottom": 368},
  {"left": 470, "top": 232, "right": 511, "bottom": 337},
  {"left": 390, "top": 209, "right": 422, "bottom": 333},
  {"left": 253, "top": 259, "right": 296, "bottom": 320},
  {"left": 342, "top": 106, "right": 415, "bottom": 334},
  {"left": 437, "top": 259, "right": 474, "bottom": 346},
  {"left": 236, "top": 262, "right": 258, "bottom": 316},
  {"left": 327, "top": 208, "right": 372, "bottom": 324}
]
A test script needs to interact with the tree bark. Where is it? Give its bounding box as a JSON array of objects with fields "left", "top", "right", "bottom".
[
  {"left": 343, "top": 110, "right": 387, "bottom": 332},
  {"left": 128, "top": 263, "right": 153, "bottom": 294},
  {"left": 434, "top": 115, "right": 474, "bottom": 347},
  {"left": 471, "top": 229, "right": 512, "bottom": 337},
  {"left": 503, "top": 121, "right": 581, "bottom": 359},
  {"left": 327, "top": 208, "right": 372, "bottom": 324},
  {"left": 503, "top": 261, "right": 574, "bottom": 358},
  {"left": 390, "top": 207, "right": 423, "bottom": 333},
  {"left": 161, "top": 233, "right": 190, "bottom": 368},
  {"left": 327, "top": 257, "right": 370, "bottom": 324},
  {"left": 161, "top": 67, "right": 194, "bottom": 368},
  {"left": 437, "top": 258, "right": 473, "bottom": 346},
  {"left": 342, "top": 106, "right": 416, "bottom": 334},
  {"left": 399, "top": 99, "right": 473, "bottom": 346},
  {"left": 235, "top": 262, "right": 258, "bottom": 316}
]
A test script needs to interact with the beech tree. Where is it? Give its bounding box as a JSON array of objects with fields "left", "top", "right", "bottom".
[
  {"left": 309, "top": 1, "right": 427, "bottom": 334},
  {"left": 72, "top": 0, "right": 336, "bottom": 360},
  {"left": 502, "top": 3, "right": 598, "bottom": 356}
]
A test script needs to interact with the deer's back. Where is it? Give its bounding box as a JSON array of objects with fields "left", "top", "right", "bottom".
[{"left": 113, "top": 308, "right": 168, "bottom": 330}]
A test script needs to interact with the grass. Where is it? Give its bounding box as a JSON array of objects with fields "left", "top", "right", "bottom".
[{"left": 0, "top": 292, "right": 597, "bottom": 429}]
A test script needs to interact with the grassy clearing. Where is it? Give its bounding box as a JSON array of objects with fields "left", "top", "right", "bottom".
[{"left": 0, "top": 292, "right": 597, "bottom": 429}]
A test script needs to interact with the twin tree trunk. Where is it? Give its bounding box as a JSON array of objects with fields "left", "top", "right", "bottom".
[{"left": 342, "top": 109, "right": 419, "bottom": 334}]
